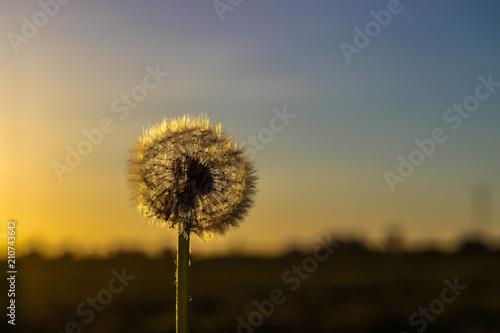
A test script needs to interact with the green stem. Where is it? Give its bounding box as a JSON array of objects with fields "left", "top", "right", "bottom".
[{"left": 176, "top": 229, "right": 190, "bottom": 333}]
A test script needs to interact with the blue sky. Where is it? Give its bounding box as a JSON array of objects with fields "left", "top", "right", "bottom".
[{"left": 2, "top": 0, "right": 500, "bottom": 256}]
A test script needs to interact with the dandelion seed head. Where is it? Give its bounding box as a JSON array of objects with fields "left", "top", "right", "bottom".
[{"left": 128, "top": 115, "right": 257, "bottom": 240}]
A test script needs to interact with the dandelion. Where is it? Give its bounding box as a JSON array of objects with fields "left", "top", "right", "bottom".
[{"left": 128, "top": 115, "right": 257, "bottom": 333}]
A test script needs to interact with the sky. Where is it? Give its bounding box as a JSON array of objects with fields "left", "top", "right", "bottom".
[{"left": 2, "top": 0, "right": 500, "bottom": 257}]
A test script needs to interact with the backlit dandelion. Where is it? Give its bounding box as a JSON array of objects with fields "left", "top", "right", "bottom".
[{"left": 128, "top": 114, "right": 257, "bottom": 333}]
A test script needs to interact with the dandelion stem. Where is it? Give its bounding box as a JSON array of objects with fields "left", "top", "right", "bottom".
[{"left": 176, "top": 229, "right": 190, "bottom": 333}]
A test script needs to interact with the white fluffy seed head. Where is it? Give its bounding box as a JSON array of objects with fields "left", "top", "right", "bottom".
[{"left": 128, "top": 115, "right": 257, "bottom": 240}]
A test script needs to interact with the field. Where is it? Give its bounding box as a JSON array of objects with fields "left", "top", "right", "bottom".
[{"left": 2, "top": 241, "right": 500, "bottom": 333}]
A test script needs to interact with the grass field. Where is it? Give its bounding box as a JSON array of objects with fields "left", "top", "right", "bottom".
[{"left": 2, "top": 241, "right": 500, "bottom": 333}]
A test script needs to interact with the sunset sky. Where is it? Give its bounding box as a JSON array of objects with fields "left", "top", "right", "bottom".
[{"left": 2, "top": 0, "right": 500, "bottom": 257}]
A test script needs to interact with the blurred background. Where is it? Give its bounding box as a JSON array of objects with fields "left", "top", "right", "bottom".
[{"left": 1, "top": 0, "right": 500, "bottom": 332}]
